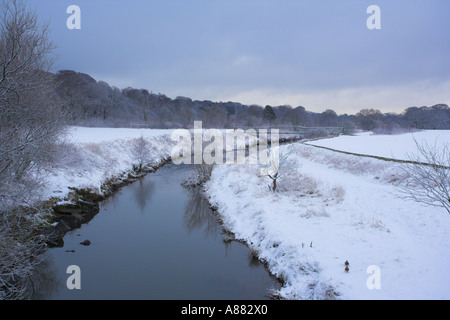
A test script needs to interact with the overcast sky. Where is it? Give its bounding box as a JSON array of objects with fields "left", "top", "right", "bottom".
[{"left": 33, "top": 0, "right": 450, "bottom": 114}]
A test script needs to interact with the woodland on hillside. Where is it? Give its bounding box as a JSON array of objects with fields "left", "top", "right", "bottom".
[{"left": 54, "top": 70, "right": 450, "bottom": 132}]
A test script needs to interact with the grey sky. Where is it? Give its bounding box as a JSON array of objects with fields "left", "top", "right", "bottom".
[{"left": 34, "top": 0, "right": 450, "bottom": 114}]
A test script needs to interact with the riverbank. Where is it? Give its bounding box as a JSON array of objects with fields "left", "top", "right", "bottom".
[{"left": 205, "top": 131, "right": 450, "bottom": 300}]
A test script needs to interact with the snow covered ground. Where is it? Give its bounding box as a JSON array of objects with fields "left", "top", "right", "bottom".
[
  {"left": 42, "top": 127, "right": 176, "bottom": 201},
  {"left": 66, "top": 126, "right": 173, "bottom": 144},
  {"left": 205, "top": 131, "right": 450, "bottom": 300},
  {"left": 307, "top": 130, "right": 450, "bottom": 161},
  {"left": 40, "top": 127, "right": 450, "bottom": 299}
]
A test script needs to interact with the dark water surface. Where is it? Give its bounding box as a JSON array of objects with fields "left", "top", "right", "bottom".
[{"left": 32, "top": 164, "right": 279, "bottom": 300}]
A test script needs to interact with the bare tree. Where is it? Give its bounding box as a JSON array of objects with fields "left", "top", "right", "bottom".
[
  {"left": 260, "top": 147, "right": 294, "bottom": 191},
  {"left": 397, "top": 138, "right": 450, "bottom": 215},
  {"left": 0, "top": 0, "right": 66, "bottom": 202},
  {"left": 0, "top": 0, "right": 66, "bottom": 299},
  {"left": 0, "top": 0, "right": 53, "bottom": 97},
  {"left": 0, "top": 207, "right": 48, "bottom": 299},
  {"left": 131, "top": 135, "right": 152, "bottom": 171}
]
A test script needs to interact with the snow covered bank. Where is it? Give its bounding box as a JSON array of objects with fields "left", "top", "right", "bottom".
[
  {"left": 42, "top": 127, "right": 176, "bottom": 201},
  {"left": 205, "top": 136, "right": 450, "bottom": 299}
]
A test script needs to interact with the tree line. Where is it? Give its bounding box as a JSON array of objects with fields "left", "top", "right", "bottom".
[{"left": 54, "top": 70, "right": 450, "bottom": 132}]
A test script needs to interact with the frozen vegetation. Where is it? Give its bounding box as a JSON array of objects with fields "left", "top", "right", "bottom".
[
  {"left": 42, "top": 127, "right": 177, "bottom": 201},
  {"left": 205, "top": 130, "right": 450, "bottom": 299}
]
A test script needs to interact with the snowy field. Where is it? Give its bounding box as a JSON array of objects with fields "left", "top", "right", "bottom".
[
  {"left": 205, "top": 130, "right": 450, "bottom": 300},
  {"left": 307, "top": 130, "right": 450, "bottom": 161},
  {"left": 43, "top": 127, "right": 176, "bottom": 200},
  {"left": 66, "top": 126, "right": 174, "bottom": 144}
]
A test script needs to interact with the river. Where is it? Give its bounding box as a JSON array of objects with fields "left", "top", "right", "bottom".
[{"left": 31, "top": 163, "right": 280, "bottom": 300}]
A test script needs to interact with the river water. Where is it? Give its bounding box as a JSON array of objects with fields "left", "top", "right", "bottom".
[{"left": 31, "top": 163, "right": 280, "bottom": 300}]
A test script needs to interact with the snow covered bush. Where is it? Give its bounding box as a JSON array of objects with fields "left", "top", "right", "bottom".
[
  {"left": 259, "top": 147, "right": 295, "bottom": 191},
  {"left": 131, "top": 135, "right": 152, "bottom": 172},
  {"left": 277, "top": 171, "right": 318, "bottom": 195},
  {"left": 330, "top": 186, "right": 345, "bottom": 204}
]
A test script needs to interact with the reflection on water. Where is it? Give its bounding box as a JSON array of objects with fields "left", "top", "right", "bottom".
[
  {"left": 183, "top": 187, "right": 219, "bottom": 237},
  {"left": 31, "top": 163, "right": 280, "bottom": 300},
  {"left": 28, "top": 254, "right": 60, "bottom": 300},
  {"left": 133, "top": 178, "right": 155, "bottom": 213}
]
